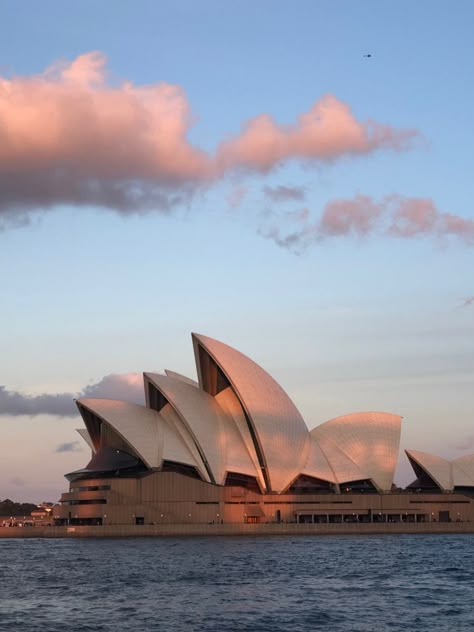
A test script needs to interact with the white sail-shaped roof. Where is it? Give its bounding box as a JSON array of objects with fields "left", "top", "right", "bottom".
[
  {"left": 164, "top": 370, "right": 199, "bottom": 388},
  {"left": 76, "top": 427, "right": 96, "bottom": 453},
  {"left": 151, "top": 401, "right": 209, "bottom": 481},
  {"left": 76, "top": 398, "right": 203, "bottom": 475},
  {"left": 405, "top": 451, "right": 474, "bottom": 490},
  {"left": 311, "top": 412, "right": 401, "bottom": 491},
  {"left": 302, "top": 437, "right": 338, "bottom": 484},
  {"left": 214, "top": 386, "right": 264, "bottom": 484},
  {"left": 192, "top": 333, "right": 311, "bottom": 493},
  {"left": 144, "top": 372, "right": 229, "bottom": 484},
  {"left": 314, "top": 434, "right": 369, "bottom": 485},
  {"left": 77, "top": 398, "right": 160, "bottom": 468},
  {"left": 405, "top": 449, "right": 453, "bottom": 491},
  {"left": 452, "top": 454, "right": 474, "bottom": 486}
]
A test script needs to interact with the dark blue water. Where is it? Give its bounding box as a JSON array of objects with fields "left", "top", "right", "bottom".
[{"left": 1, "top": 535, "right": 473, "bottom": 631}]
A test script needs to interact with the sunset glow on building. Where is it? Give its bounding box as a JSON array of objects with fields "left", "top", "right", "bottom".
[{"left": 53, "top": 334, "right": 474, "bottom": 527}]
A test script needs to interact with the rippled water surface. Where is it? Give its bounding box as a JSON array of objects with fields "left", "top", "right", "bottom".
[{"left": 1, "top": 535, "right": 474, "bottom": 631}]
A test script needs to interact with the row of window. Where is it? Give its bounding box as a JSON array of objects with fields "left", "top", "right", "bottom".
[
  {"left": 70, "top": 485, "right": 111, "bottom": 493},
  {"left": 194, "top": 500, "right": 355, "bottom": 506},
  {"left": 263, "top": 500, "right": 353, "bottom": 505},
  {"left": 61, "top": 499, "right": 107, "bottom": 505},
  {"left": 296, "top": 513, "right": 429, "bottom": 524},
  {"left": 409, "top": 500, "right": 470, "bottom": 504},
  {"left": 55, "top": 518, "right": 103, "bottom": 526}
]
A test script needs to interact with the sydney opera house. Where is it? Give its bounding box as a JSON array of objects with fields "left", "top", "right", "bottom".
[{"left": 53, "top": 333, "right": 474, "bottom": 527}]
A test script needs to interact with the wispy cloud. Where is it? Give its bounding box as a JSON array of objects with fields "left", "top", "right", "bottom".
[
  {"left": 0, "top": 52, "right": 418, "bottom": 228},
  {"left": 263, "top": 195, "right": 474, "bottom": 252},
  {"left": 10, "top": 476, "right": 26, "bottom": 487},
  {"left": 453, "top": 435, "right": 474, "bottom": 451},
  {"left": 55, "top": 441, "right": 82, "bottom": 453},
  {"left": 0, "top": 387, "right": 80, "bottom": 417},
  {"left": 226, "top": 185, "right": 247, "bottom": 209},
  {"left": 0, "top": 373, "right": 144, "bottom": 417},
  {"left": 263, "top": 185, "right": 306, "bottom": 203},
  {"left": 461, "top": 296, "right": 474, "bottom": 308}
]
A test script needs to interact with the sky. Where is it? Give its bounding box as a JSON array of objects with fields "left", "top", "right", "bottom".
[{"left": 1, "top": 0, "right": 473, "bottom": 502}]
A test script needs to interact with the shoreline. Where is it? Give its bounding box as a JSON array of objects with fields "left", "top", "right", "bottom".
[{"left": 1, "top": 521, "right": 474, "bottom": 538}]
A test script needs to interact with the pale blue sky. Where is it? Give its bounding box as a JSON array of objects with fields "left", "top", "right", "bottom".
[{"left": 1, "top": 0, "right": 473, "bottom": 501}]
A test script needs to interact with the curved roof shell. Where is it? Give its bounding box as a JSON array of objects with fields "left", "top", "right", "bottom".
[
  {"left": 192, "top": 333, "right": 311, "bottom": 493},
  {"left": 312, "top": 435, "right": 368, "bottom": 485},
  {"left": 405, "top": 449, "right": 453, "bottom": 491},
  {"left": 144, "top": 372, "right": 232, "bottom": 485},
  {"left": 311, "top": 412, "right": 401, "bottom": 491},
  {"left": 164, "top": 370, "right": 199, "bottom": 388},
  {"left": 452, "top": 454, "right": 474, "bottom": 486},
  {"left": 301, "top": 437, "right": 338, "bottom": 484},
  {"left": 76, "top": 427, "right": 96, "bottom": 452},
  {"left": 76, "top": 398, "right": 203, "bottom": 475},
  {"left": 156, "top": 401, "right": 210, "bottom": 481},
  {"left": 214, "top": 386, "right": 264, "bottom": 484},
  {"left": 405, "top": 451, "right": 474, "bottom": 490}
]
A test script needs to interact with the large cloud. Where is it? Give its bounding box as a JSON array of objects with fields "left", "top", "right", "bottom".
[
  {"left": 263, "top": 195, "right": 474, "bottom": 252},
  {"left": 0, "top": 52, "right": 418, "bottom": 224},
  {"left": 0, "top": 373, "right": 144, "bottom": 417}
]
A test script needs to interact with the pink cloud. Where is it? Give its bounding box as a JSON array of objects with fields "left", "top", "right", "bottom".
[
  {"left": 319, "top": 195, "right": 382, "bottom": 237},
  {"left": 0, "top": 52, "right": 209, "bottom": 218},
  {"left": 0, "top": 52, "right": 418, "bottom": 222},
  {"left": 217, "top": 95, "right": 417, "bottom": 172},
  {"left": 263, "top": 194, "right": 474, "bottom": 252},
  {"left": 440, "top": 213, "right": 474, "bottom": 240},
  {"left": 387, "top": 197, "right": 439, "bottom": 237}
]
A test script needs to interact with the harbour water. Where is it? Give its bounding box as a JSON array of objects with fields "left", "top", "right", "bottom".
[{"left": 1, "top": 535, "right": 473, "bottom": 631}]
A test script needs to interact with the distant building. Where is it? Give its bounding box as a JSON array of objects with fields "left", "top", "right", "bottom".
[
  {"left": 1, "top": 502, "right": 54, "bottom": 528},
  {"left": 30, "top": 503, "right": 54, "bottom": 526},
  {"left": 53, "top": 333, "right": 474, "bottom": 526}
]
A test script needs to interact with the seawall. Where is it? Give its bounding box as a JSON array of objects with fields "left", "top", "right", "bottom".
[{"left": 1, "top": 522, "right": 474, "bottom": 538}]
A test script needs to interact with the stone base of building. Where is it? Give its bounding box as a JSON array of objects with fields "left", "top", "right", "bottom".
[
  {"left": 2, "top": 521, "right": 474, "bottom": 538},
  {"left": 49, "top": 471, "right": 474, "bottom": 530}
]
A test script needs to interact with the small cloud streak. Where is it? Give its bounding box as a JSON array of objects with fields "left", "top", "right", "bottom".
[
  {"left": 56, "top": 441, "right": 82, "bottom": 453},
  {"left": 0, "top": 52, "right": 418, "bottom": 227},
  {"left": 10, "top": 476, "right": 26, "bottom": 487},
  {"left": 263, "top": 185, "right": 306, "bottom": 203},
  {"left": 263, "top": 195, "right": 474, "bottom": 252},
  {"left": 461, "top": 296, "right": 474, "bottom": 308},
  {"left": 226, "top": 185, "right": 247, "bottom": 209},
  {"left": 453, "top": 435, "right": 474, "bottom": 451},
  {"left": 0, "top": 373, "right": 144, "bottom": 417}
]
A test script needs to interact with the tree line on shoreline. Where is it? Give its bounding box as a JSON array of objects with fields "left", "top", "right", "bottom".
[{"left": 0, "top": 499, "right": 37, "bottom": 516}]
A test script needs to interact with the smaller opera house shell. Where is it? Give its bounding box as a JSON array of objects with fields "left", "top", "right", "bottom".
[{"left": 54, "top": 334, "right": 474, "bottom": 527}]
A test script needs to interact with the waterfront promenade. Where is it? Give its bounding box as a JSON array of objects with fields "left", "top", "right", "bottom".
[{"left": 1, "top": 521, "right": 474, "bottom": 538}]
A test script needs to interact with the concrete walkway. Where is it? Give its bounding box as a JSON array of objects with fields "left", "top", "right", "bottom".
[{"left": 1, "top": 521, "right": 474, "bottom": 538}]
